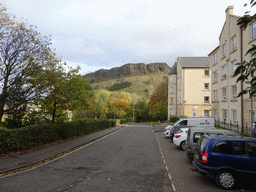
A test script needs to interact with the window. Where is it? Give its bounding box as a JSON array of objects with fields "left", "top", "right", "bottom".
[
  {"left": 204, "top": 83, "right": 209, "bottom": 90},
  {"left": 178, "top": 120, "right": 187, "bottom": 125},
  {"left": 214, "top": 52, "right": 218, "bottom": 64},
  {"left": 232, "top": 109, "right": 237, "bottom": 124},
  {"left": 213, "top": 70, "right": 218, "bottom": 82},
  {"left": 252, "top": 22, "right": 256, "bottom": 39},
  {"left": 204, "top": 70, "right": 209, "bottom": 76},
  {"left": 213, "top": 141, "right": 232, "bottom": 154},
  {"left": 204, "top": 110, "right": 209, "bottom": 117},
  {"left": 213, "top": 90, "right": 218, "bottom": 100},
  {"left": 222, "top": 44, "right": 226, "bottom": 57},
  {"left": 204, "top": 96, "right": 209, "bottom": 103},
  {"left": 232, "top": 60, "right": 237, "bottom": 74},
  {"left": 214, "top": 109, "right": 218, "bottom": 119},
  {"left": 223, "top": 109, "right": 228, "bottom": 121},
  {"left": 222, "top": 65, "right": 227, "bottom": 77},
  {"left": 234, "top": 142, "right": 256, "bottom": 158},
  {"left": 222, "top": 87, "right": 227, "bottom": 100},
  {"left": 170, "top": 86, "right": 173, "bottom": 93},
  {"left": 169, "top": 75, "right": 172, "bottom": 82},
  {"left": 193, "top": 132, "right": 204, "bottom": 143},
  {"left": 232, "top": 85, "right": 237, "bottom": 98},
  {"left": 170, "top": 97, "right": 173, "bottom": 104},
  {"left": 232, "top": 36, "right": 237, "bottom": 50},
  {"left": 170, "top": 108, "right": 174, "bottom": 115}
]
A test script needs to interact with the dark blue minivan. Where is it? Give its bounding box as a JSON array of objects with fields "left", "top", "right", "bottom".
[{"left": 192, "top": 135, "right": 256, "bottom": 190}]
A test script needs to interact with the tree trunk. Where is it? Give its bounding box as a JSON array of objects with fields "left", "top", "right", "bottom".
[{"left": 52, "top": 100, "right": 57, "bottom": 123}]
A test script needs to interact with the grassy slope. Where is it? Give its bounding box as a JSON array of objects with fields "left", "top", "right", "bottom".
[{"left": 90, "top": 74, "right": 168, "bottom": 102}]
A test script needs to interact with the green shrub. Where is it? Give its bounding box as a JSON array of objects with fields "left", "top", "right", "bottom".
[
  {"left": 169, "top": 116, "right": 180, "bottom": 123},
  {"left": 0, "top": 118, "right": 115, "bottom": 155},
  {"left": 108, "top": 81, "right": 132, "bottom": 91}
]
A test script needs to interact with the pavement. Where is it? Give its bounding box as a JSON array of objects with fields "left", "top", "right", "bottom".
[{"left": 0, "top": 123, "right": 167, "bottom": 175}]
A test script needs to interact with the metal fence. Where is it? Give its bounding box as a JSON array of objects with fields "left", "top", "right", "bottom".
[{"left": 214, "top": 118, "right": 251, "bottom": 134}]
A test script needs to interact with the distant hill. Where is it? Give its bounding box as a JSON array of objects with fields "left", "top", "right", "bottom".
[{"left": 83, "top": 63, "right": 171, "bottom": 83}]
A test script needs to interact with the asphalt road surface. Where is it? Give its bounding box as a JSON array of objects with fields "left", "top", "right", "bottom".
[
  {"left": 1, "top": 124, "right": 255, "bottom": 192},
  {"left": 0, "top": 124, "right": 173, "bottom": 192}
]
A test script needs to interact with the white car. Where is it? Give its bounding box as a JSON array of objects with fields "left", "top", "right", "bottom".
[
  {"left": 173, "top": 128, "right": 189, "bottom": 150},
  {"left": 164, "top": 126, "right": 173, "bottom": 138},
  {"left": 164, "top": 125, "right": 172, "bottom": 131}
]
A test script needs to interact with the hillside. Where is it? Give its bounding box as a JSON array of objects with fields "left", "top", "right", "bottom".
[
  {"left": 83, "top": 62, "right": 171, "bottom": 83},
  {"left": 90, "top": 74, "right": 168, "bottom": 102}
]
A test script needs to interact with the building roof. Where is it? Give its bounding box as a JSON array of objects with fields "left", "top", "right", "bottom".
[
  {"left": 177, "top": 57, "right": 209, "bottom": 68},
  {"left": 169, "top": 62, "right": 177, "bottom": 74}
]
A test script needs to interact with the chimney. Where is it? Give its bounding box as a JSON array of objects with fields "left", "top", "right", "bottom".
[{"left": 225, "top": 6, "right": 234, "bottom": 16}]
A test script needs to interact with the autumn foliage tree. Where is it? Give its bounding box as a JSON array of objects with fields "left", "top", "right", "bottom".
[
  {"left": 148, "top": 77, "right": 168, "bottom": 120},
  {"left": 108, "top": 91, "right": 131, "bottom": 118},
  {"left": 0, "top": 5, "right": 52, "bottom": 122}
]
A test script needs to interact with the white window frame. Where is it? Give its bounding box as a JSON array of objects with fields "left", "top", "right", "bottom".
[
  {"left": 204, "top": 110, "right": 210, "bottom": 117},
  {"left": 232, "top": 36, "right": 237, "bottom": 51},
  {"left": 213, "top": 89, "right": 218, "bottom": 100},
  {"left": 223, "top": 109, "right": 228, "bottom": 122},
  {"left": 232, "top": 60, "right": 237, "bottom": 74},
  {"left": 232, "top": 109, "right": 237, "bottom": 124},
  {"left": 169, "top": 75, "right": 173, "bottom": 82},
  {"left": 222, "top": 44, "right": 226, "bottom": 57},
  {"left": 214, "top": 52, "right": 218, "bottom": 64},
  {"left": 213, "top": 70, "right": 218, "bottom": 82},
  {"left": 170, "top": 108, "right": 174, "bottom": 115},
  {"left": 232, "top": 85, "right": 237, "bottom": 98},
  {"left": 204, "top": 70, "right": 209, "bottom": 77},
  {"left": 170, "top": 97, "right": 173, "bottom": 104},
  {"left": 222, "top": 65, "right": 227, "bottom": 77},
  {"left": 170, "top": 86, "right": 173, "bottom": 93},
  {"left": 214, "top": 109, "right": 218, "bottom": 119},
  {"left": 222, "top": 87, "right": 227, "bottom": 100},
  {"left": 204, "top": 83, "right": 209, "bottom": 90},
  {"left": 204, "top": 96, "right": 210, "bottom": 103},
  {"left": 252, "top": 22, "right": 256, "bottom": 40}
]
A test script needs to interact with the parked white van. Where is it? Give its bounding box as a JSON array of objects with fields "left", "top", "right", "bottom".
[{"left": 164, "top": 117, "right": 215, "bottom": 138}]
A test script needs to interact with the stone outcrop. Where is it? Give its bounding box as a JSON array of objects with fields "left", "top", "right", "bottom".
[{"left": 83, "top": 63, "right": 171, "bottom": 82}]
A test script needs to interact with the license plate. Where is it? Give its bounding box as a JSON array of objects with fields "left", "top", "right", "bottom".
[{"left": 194, "top": 153, "right": 199, "bottom": 160}]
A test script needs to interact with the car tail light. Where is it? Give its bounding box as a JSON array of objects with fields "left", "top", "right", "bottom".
[
  {"left": 202, "top": 152, "right": 208, "bottom": 163},
  {"left": 171, "top": 131, "right": 174, "bottom": 134},
  {"left": 188, "top": 146, "right": 191, "bottom": 152},
  {"left": 175, "top": 135, "right": 181, "bottom": 138}
]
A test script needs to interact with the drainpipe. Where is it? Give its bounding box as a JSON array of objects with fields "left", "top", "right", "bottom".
[{"left": 240, "top": 26, "right": 244, "bottom": 133}]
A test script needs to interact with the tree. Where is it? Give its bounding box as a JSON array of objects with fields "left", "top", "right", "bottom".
[
  {"left": 234, "top": 0, "right": 256, "bottom": 97},
  {"left": 108, "top": 91, "right": 131, "bottom": 118},
  {"left": 134, "top": 100, "right": 149, "bottom": 122},
  {"left": 92, "top": 90, "right": 111, "bottom": 118},
  {"left": 32, "top": 62, "right": 93, "bottom": 123},
  {"left": 148, "top": 77, "right": 168, "bottom": 120},
  {"left": 0, "top": 6, "right": 52, "bottom": 122}
]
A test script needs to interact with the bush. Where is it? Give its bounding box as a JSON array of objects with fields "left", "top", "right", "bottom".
[
  {"left": 0, "top": 118, "right": 115, "bottom": 155},
  {"left": 169, "top": 116, "right": 180, "bottom": 123}
]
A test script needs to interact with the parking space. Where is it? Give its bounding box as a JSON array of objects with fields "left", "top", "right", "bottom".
[{"left": 155, "top": 132, "right": 256, "bottom": 192}]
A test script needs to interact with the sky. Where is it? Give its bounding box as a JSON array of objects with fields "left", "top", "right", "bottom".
[{"left": 1, "top": 0, "right": 252, "bottom": 75}]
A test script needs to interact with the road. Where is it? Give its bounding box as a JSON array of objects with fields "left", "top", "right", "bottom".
[{"left": 0, "top": 124, "right": 255, "bottom": 192}]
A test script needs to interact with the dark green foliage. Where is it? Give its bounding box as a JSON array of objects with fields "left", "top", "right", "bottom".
[
  {"left": 169, "top": 116, "right": 180, "bottom": 123},
  {"left": 108, "top": 81, "right": 132, "bottom": 91},
  {"left": 0, "top": 118, "right": 114, "bottom": 155}
]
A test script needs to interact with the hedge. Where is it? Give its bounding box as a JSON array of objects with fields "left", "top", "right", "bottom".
[{"left": 0, "top": 118, "right": 114, "bottom": 155}]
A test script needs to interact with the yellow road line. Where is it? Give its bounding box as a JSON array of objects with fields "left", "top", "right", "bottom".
[{"left": 0, "top": 125, "right": 128, "bottom": 178}]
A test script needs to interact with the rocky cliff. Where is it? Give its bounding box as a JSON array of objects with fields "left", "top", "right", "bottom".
[{"left": 83, "top": 63, "right": 171, "bottom": 82}]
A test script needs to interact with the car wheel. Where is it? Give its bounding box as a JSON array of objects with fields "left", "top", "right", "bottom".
[
  {"left": 180, "top": 141, "right": 186, "bottom": 151},
  {"left": 215, "top": 170, "right": 236, "bottom": 190}
]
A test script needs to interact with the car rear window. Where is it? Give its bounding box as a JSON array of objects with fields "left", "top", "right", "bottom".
[
  {"left": 213, "top": 141, "right": 232, "bottom": 154},
  {"left": 196, "top": 137, "right": 209, "bottom": 152},
  {"left": 193, "top": 132, "right": 203, "bottom": 143},
  {"left": 234, "top": 141, "right": 256, "bottom": 158}
]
